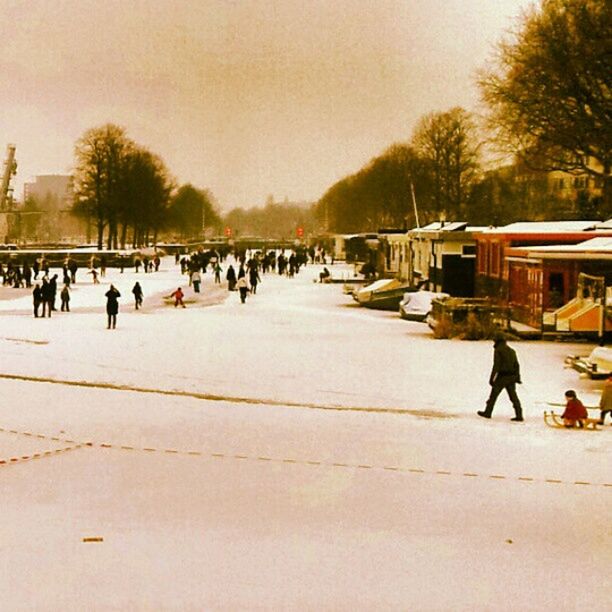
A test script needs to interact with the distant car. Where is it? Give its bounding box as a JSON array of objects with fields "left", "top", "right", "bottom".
[{"left": 399, "top": 291, "right": 448, "bottom": 322}]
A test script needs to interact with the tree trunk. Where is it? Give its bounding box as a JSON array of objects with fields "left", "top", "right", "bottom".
[
  {"left": 120, "top": 223, "right": 128, "bottom": 250},
  {"left": 602, "top": 163, "right": 611, "bottom": 220},
  {"left": 97, "top": 222, "right": 104, "bottom": 250}
]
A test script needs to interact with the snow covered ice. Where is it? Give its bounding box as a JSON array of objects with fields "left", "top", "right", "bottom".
[{"left": 0, "top": 257, "right": 609, "bottom": 610}]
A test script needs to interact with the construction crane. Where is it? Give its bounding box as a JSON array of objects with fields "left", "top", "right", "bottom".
[{"left": 0, "top": 144, "right": 17, "bottom": 211}]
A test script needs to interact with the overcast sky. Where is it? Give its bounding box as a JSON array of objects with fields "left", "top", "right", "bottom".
[{"left": 0, "top": 0, "right": 533, "bottom": 210}]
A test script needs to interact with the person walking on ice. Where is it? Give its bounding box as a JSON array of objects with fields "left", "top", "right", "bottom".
[
  {"left": 32, "top": 283, "right": 42, "bottom": 318},
  {"left": 214, "top": 262, "right": 222, "bottom": 284},
  {"left": 597, "top": 374, "right": 612, "bottom": 425},
  {"left": 190, "top": 269, "right": 201, "bottom": 293},
  {"left": 132, "top": 282, "right": 143, "bottom": 310},
  {"left": 60, "top": 284, "right": 70, "bottom": 312},
  {"left": 236, "top": 274, "right": 249, "bottom": 303},
  {"left": 105, "top": 284, "right": 121, "bottom": 329},
  {"left": 170, "top": 287, "right": 186, "bottom": 308},
  {"left": 478, "top": 334, "right": 523, "bottom": 421}
]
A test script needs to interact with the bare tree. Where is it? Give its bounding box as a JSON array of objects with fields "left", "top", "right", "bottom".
[
  {"left": 411, "top": 108, "right": 481, "bottom": 219},
  {"left": 74, "top": 125, "right": 174, "bottom": 248},
  {"left": 73, "top": 124, "right": 130, "bottom": 249},
  {"left": 479, "top": 0, "right": 611, "bottom": 215}
]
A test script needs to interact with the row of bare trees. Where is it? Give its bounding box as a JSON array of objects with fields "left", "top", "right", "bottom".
[
  {"left": 72, "top": 125, "right": 222, "bottom": 248},
  {"left": 315, "top": 107, "right": 482, "bottom": 232},
  {"left": 317, "top": 0, "right": 611, "bottom": 233}
]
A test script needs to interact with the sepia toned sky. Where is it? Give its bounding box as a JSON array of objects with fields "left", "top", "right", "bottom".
[{"left": 0, "top": 0, "right": 533, "bottom": 209}]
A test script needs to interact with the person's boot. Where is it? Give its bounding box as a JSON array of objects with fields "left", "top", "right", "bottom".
[
  {"left": 511, "top": 408, "right": 524, "bottom": 422},
  {"left": 477, "top": 410, "right": 491, "bottom": 419}
]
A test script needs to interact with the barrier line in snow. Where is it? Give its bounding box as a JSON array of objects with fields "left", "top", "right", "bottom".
[
  {"left": 0, "top": 425, "right": 610, "bottom": 489},
  {"left": 0, "top": 372, "right": 454, "bottom": 418},
  {"left": 0, "top": 444, "right": 85, "bottom": 467}
]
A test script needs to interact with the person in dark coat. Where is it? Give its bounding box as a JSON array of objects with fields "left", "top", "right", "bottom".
[
  {"left": 249, "top": 267, "right": 261, "bottom": 294},
  {"left": 60, "top": 285, "right": 71, "bottom": 311},
  {"left": 478, "top": 335, "right": 523, "bottom": 421},
  {"left": 22, "top": 262, "right": 32, "bottom": 288},
  {"left": 49, "top": 274, "right": 58, "bottom": 311},
  {"left": 132, "top": 282, "right": 143, "bottom": 310},
  {"left": 226, "top": 265, "right": 237, "bottom": 291},
  {"left": 40, "top": 278, "right": 53, "bottom": 318},
  {"left": 32, "top": 284, "right": 43, "bottom": 318},
  {"left": 68, "top": 259, "right": 78, "bottom": 283},
  {"left": 105, "top": 284, "right": 121, "bottom": 329}
]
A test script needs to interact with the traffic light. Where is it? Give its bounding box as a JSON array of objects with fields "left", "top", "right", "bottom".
[
  {"left": 224, "top": 227, "right": 232, "bottom": 237},
  {"left": 296, "top": 226, "right": 304, "bottom": 238}
]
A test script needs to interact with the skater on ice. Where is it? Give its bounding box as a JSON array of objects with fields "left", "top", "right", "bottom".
[
  {"left": 170, "top": 287, "right": 186, "bottom": 308},
  {"left": 132, "top": 282, "right": 143, "bottom": 310}
]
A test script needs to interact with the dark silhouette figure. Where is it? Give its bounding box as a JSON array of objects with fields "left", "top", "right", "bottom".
[
  {"left": 132, "top": 282, "right": 143, "bottom": 310},
  {"left": 68, "top": 259, "right": 78, "bottom": 283},
  {"left": 40, "top": 278, "right": 53, "bottom": 318},
  {"left": 226, "top": 265, "right": 237, "bottom": 291},
  {"left": 249, "top": 267, "right": 261, "bottom": 294},
  {"left": 478, "top": 336, "right": 523, "bottom": 421},
  {"left": 105, "top": 285, "right": 121, "bottom": 329},
  {"left": 32, "top": 284, "right": 42, "bottom": 318},
  {"left": 60, "top": 285, "right": 70, "bottom": 312},
  {"left": 23, "top": 262, "right": 32, "bottom": 288},
  {"left": 49, "top": 274, "right": 58, "bottom": 311}
]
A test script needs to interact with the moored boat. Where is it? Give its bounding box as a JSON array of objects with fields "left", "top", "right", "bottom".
[{"left": 355, "top": 279, "right": 415, "bottom": 311}]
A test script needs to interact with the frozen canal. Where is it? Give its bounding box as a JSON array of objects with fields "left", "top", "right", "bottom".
[{"left": 0, "top": 257, "right": 609, "bottom": 610}]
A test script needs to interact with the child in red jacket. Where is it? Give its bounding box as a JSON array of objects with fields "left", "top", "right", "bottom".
[
  {"left": 170, "top": 287, "right": 186, "bottom": 308},
  {"left": 561, "top": 390, "right": 588, "bottom": 428}
]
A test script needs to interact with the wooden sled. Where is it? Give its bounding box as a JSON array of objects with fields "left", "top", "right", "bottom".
[
  {"left": 163, "top": 296, "right": 197, "bottom": 306},
  {"left": 543, "top": 411, "right": 601, "bottom": 430}
]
